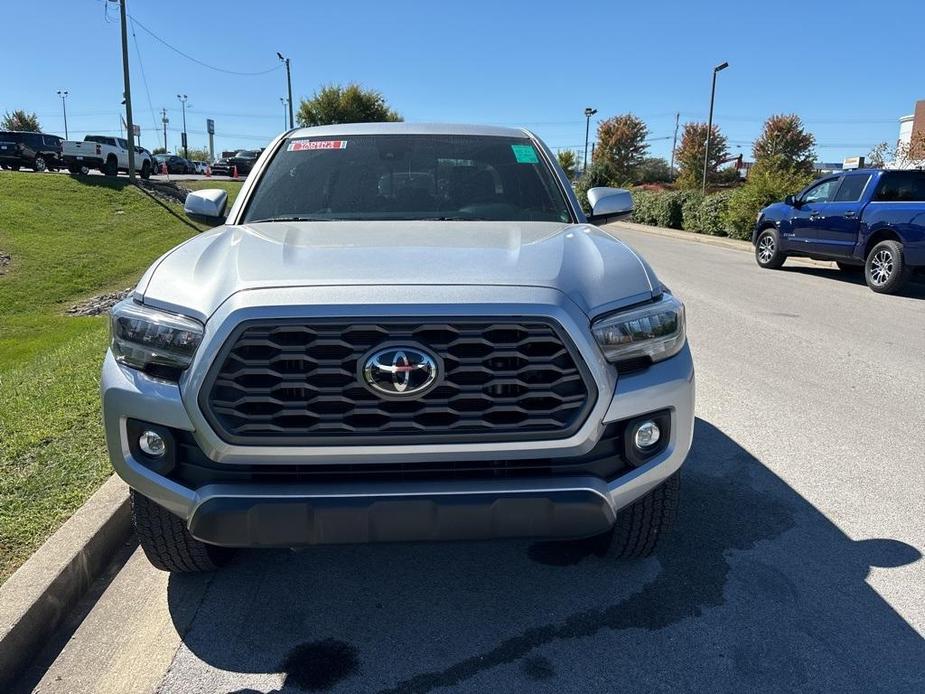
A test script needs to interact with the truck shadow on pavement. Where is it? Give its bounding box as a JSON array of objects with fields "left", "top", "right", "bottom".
[
  {"left": 166, "top": 419, "right": 924, "bottom": 693},
  {"left": 781, "top": 265, "right": 925, "bottom": 299}
]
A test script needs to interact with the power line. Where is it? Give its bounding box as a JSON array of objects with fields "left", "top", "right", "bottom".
[
  {"left": 127, "top": 14, "right": 283, "bottom": 76},
  {"left": 129, "top": 17, "right": 160, "bottom": 136}
]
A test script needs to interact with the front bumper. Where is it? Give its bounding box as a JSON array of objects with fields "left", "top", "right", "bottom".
[
  {"left": 103, "top": 347, "right": 694, "bottom": 546},
  {"left": 102, "top": 286, "right": 695, "bottom": 547}
]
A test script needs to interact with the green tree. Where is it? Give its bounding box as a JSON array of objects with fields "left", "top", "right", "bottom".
[
  {"left": 752, "top": 114, "right": 816, "bottom": 175},
  {"left": 1, "top": 110, "right": 41, "bottom": 132},
  {"left": 674, "top": 122, "right": 729, "bottom": 189},
  {"left": 593, "top": 113, "right": 648, "bottom": 184},
  {"left": 297, "top": 83, "right": 402, "bottom": 127},
  {"left": 634, "top": 156, "right": 672, "bottom": 184},
  {"left": 723, "top": 165, "right": 814, "bottom": 239},
  {"left": 184, "top": 146, "right": 213, "bottom": 162},
  {"left": 152, "top": 147, "right": 168, "bottom": 155},
  {"left": 556, "top": 150, "right": 578, "bottom": 179}
]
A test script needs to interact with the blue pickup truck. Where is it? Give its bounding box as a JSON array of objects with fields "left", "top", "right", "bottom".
[{"left": 753, "top": 169, "right": 925, "bottom": 293}]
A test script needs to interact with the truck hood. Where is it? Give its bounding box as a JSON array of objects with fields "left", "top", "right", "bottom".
[{"left": 138, "top": 221, "right": 658, "bottom": 321}]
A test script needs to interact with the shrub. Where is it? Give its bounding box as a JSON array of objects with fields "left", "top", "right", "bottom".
[
  {"left": 681, "top": 191, "right": 705, "bottom": 231},
  {"left": 631, "top": 190, "right": 658, "bottom": 225},
  {"left": 697, "top": 191, "right": 732, "bottom": 236},
  {"left": 724, "top": 165, "right": 814, "bottom": 239}
]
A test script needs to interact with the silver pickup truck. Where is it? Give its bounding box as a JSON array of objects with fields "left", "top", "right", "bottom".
[
  {"left": 61, "top": 134, "right": 152, "bottom": 178},
  {"left": 102, "top": 123, "right": 695, "bottom": 572}
]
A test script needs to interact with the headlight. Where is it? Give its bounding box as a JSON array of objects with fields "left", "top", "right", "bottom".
[
  {"left": 592, "top": 294, "right": 686, "bottom": 365},
  {"left": 110, "top": 299, "right": 203, "bottom": 374}
]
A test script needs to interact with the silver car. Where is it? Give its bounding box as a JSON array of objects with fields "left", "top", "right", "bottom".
[{"left": 102, "top": 123, "right": 694, "bottom": 572}]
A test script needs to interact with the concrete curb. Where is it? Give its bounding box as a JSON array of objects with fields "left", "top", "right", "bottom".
[{"left": 0, "top": 475, "right": 130, "bottom": 690}]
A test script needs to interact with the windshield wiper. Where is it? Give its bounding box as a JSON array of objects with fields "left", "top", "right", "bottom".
[
  {"left": 246, "top": 215, "right": 337, "bottom": 223},
  {"left": 414, "top": 216, "right": 491, "bottom": 221}
]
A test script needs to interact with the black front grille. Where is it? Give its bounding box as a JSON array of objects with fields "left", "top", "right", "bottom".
[{"left": 200, "top": 318, "right": 595, "bottom": 445}]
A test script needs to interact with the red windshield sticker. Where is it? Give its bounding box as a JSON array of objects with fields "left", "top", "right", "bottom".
[{"left": 287, "top": 139, "right": 348, "bottom": 151}]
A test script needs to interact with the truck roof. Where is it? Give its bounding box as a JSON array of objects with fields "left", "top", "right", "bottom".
[{"left": 286, "top": 122, "right": 529, "bottom": 139}]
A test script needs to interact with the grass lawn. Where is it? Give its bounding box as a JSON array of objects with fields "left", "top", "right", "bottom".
[{"left": 0, "top": 172, "right": 225, "bottom": 583}]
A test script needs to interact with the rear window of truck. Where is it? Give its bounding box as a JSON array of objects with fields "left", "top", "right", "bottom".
[{"left": 874, "top": 172, "right": 925, "bottom": 202}]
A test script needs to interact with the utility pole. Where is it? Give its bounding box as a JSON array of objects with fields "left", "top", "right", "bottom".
[
  {"left": 117, "top": 0, "right": 136, "bottom": 181},
  {"left": 56, "top": 90, "right": 69, "bottom": 140},
  {"left": 278, "top": 52, "right": 294, "bottom": 129},
  {"left": 583, "top": 107, "right": 597, "bottom": 175},
  {"left": 702, "top": 61, "right": 729, "bottom": 194},
  {"left": 161, "top": 108, "right": 169, "bottom": 152},
  {"left": 669, "top": 111, "right": 680, "bottom": 178},
  {"left": 177, "top": 94, "right": 189, "bottom": 159}
]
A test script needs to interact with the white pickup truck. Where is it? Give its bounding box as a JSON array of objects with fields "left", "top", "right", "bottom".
[{"left": 61, "top": 135, "right": 152, "bottom": 178}]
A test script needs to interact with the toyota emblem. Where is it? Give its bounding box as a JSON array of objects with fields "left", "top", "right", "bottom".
[{"left": 361, "top": 345, "right": 439, "bottom": 398}]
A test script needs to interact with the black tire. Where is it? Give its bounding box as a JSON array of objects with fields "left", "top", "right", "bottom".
[
  {"left": 755, "top": 228, "right": 786, "bottom": 269},
  {"left": 836, "top": 261, "right": 862, "bottom": 273},
  {"left": 140, "top": 160, "right": 151, "bottom": 180},
  {"left": 865, "top": 240, "right": 911, "bottom": 294},
  {"left": 606, "top": 471, "right": 680, "bottom": 559},
  {"left": 33, "top": 155, "right": 47, "bottom": 172},
  {"left": 102, "top": 156, "right": 118, "bottom": 177},
  {"left": 9, "top": 163, "right": 20, "bottom": 171},
  {"left": 131, "top": 489, "right": 232, "bottom": 572},
  {"left": 68, "top": 165, "right": 81, "bottom": 174}
]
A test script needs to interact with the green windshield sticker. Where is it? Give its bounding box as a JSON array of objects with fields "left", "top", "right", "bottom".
[{"left": 511, "top": 144, "right": 539, "bottom": 164}]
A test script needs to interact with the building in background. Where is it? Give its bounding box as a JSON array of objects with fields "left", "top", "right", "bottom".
[{"left": 894, "top": 100, "right": 925, "bottom": 169}]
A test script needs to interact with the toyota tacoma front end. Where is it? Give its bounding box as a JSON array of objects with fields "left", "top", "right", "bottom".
[{"left": 101, "top": 123, "right": 694, "bottom": 572}]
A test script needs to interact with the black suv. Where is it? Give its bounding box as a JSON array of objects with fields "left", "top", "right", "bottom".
[
  {"left": 0, "top": 131, "right": 63, "bottom": 172},
  {"left": 211, "top": 149, "right": 262, "bottom": 176}
]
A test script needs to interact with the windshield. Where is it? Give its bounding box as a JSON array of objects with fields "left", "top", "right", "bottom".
[{"left": 241, "top": 134, "right": 572, "bottom": 223}]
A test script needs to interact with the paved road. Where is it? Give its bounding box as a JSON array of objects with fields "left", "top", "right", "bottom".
[{"left": 18, "top": 226, "right": 925, "bottom": 693}]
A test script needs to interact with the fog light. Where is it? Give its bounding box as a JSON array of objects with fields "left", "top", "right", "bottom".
[
  {"left": 633, "top": 420, "right": 661, "bottom": 450},
  {"left": 139, "top": 430, "right": 166, "bottom": 457}
]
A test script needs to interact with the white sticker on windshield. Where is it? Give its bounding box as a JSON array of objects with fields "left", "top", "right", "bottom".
[{"left": 287, "top": 140, "right": 348, "bottom": 152}]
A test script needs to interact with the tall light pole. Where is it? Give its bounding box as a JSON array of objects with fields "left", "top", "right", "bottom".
[
  {"left": 177, "top": 94, "right": 188, "bottom": 159},
  {"left": 280, "top": 97, "right": 289, "bottom": 131},
  {"left": 56, "top": 90, "right": 69, "bottom": 140},
  {"left": 702, "top": 61, "right": 729, "bottom": 194},
  {"left": 117, "top": 0, "right": 136, "bottom": 181},
  {"left": 161, "top": 108, "right": 169, "bottom": 153},
  {"left": 583, "top": 107, "right": 597, "bottom": 174},
  {"left": 277, "top": 52, "right": 293, "bottom": 129}
]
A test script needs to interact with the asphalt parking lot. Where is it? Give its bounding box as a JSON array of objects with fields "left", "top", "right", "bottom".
[{"left": 17, "top": 225, "right": 925, "bottom": 693}]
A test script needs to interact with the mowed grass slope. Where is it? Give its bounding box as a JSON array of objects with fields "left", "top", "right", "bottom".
[{"left": 0, "top": 174, "right": 242, "bottom": 582}]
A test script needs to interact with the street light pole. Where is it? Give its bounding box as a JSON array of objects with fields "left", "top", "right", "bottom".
[
  {"left": 117, "top": 0, "right": 136, "bottom": 181},
  {"left": 702, "top": 61, "right": 729, "bottom": 194},
  {"left": 161, "top": 108, "right": 169, "bottom": 153},
  {"left": 278, "top": 52, "right": 293, "bottom": 129},
  {"left": 177, "top": 94, "right": 188, "bottom": 159},
  {"left": 56, "top": 90, "right": 69, "bottom": 140},
  {"left": 583, "top": 107, "right": 597, "bottom": 175},
  {"left": 280, "top": 98, "right": 289, "bottom": 131}
]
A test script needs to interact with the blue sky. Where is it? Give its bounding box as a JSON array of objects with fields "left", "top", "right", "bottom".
[{"left": 3, "top": 0, "right": 921, "bottom": 162}]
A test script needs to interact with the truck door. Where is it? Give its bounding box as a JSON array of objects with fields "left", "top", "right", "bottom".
[
  {"left": 789, "top": 176, "right": 842, "bottom": 254},
  {"left": 812, "top": 173, "right": 872, "bottom": 257}
]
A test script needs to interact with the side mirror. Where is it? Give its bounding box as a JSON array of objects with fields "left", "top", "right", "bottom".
[
  {"left": 184, "top": 189, "right": 228, "bottom": 226},
  {"left": 784, "top": 194, "right": 798, "bottom": 207},
  {"left": 586, "top": 187, "right": 633, "bottom": 224}
]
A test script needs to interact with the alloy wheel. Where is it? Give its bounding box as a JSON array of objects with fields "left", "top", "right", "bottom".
[
  {"left": 869, "top": 249, "right": 893, "bottom": 286},
  {"left": 758, "top": 235, "right": 775, "bottom": 264}
]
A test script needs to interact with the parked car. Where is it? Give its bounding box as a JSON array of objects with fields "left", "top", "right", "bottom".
[
  {"left": 191, "top": 160, "right": 209, "bottom": 174},
  {"left": 103, "top": 123, "right": 693, "bottom": 573},
  {"left": 210, "top": 149, "right": 262, "bottom": 176},
  {"left": 0, "top": 131, "right": 63, "bottom": 172},
  {"left": 153, "top": 154, "right": 192, "bottom": 175},
  {"left": 754, "top": 168, "right": 925, "bottom": 293},
  {"left": 61, "top": 135, "right": 152, "bottom": 178}
]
